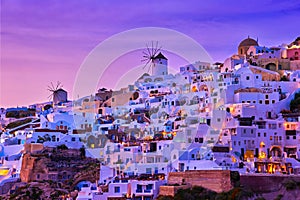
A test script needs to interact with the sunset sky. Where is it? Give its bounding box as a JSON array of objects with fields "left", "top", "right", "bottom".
[{"left": 1, "top": 0, "right": 300, "bottom": 107}]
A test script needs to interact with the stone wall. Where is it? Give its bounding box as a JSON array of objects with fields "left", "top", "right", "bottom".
[
  {"left": 24, "top": 143, "right": 43, "bottom": 153},
  {"left": 167, "top": 170, "right": 232, "bottom": 193},
  {"left": 159, "top": 184, "right": 190, "bottom": 197},
  {"left": 20, "top": 153, "right": 37, "bottom": 182}
]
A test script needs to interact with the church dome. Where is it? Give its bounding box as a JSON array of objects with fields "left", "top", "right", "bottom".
[{"left": 239, "top": 37, "right": 258, "bottom": 47}]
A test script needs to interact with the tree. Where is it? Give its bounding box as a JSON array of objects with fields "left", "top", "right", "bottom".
[
  {"left": 290, "top": 92, "right": 300, "bottom": 112},
  {"left": 80, "top": 146, "right": 86, "bottom": 158},
  {"left": 57, "top": 144, "right": 68, "bottom": 150},
  {"left": 280, "top": 75, "right": 289, "bottom": 81}
]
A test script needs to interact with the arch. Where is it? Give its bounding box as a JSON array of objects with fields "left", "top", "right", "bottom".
[
  {"left": 144, "top": 78, "right": 152, "bottom": 83},
  {"left": 132, "top": 92, "right": 139, "bottom": 100},
  {"left": 270, "top": 146, "right": 282, "bottom": 157},
  {"left": 190, "top": 95, "right": 200, "bottom": 105},
  {"left": 265, "top": 63, "right": 276, "bottom": 71},
  {"left": 154, "top": 77, "right": 163, "bottom": 82},
  {"left": 178, "top": 96, "right": 189, "bottom": 106},
  {"left": 199, "top": 84, "right": 208, "bottom": 92},
  {"left": 87, "top": 135, "right": 97, "bottom": 148}
]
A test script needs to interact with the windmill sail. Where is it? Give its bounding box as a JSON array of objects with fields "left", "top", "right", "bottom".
[{"left": 141, "top": 41, "right": 162, "bottom": 74}]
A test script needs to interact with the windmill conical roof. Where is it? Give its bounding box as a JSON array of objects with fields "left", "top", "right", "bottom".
[{"left": 154, "top": 52, "right": 167, "bottom": 60}]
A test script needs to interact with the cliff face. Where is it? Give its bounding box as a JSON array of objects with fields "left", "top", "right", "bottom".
[
  {"left": 20, "top": 145, "right": 100, "bottom": 190},
  {"left": 240, "top": 174, "right": 300, "bottom": 193}
]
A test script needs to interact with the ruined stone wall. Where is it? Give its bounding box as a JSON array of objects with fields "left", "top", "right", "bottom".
[
  {"left": 167, "top": 170, "right": 232, "bottom": 193},
  {"left": 20, "top": 153, "right": 36, "bottom": 182},
  {"left": 159, "top": 185, "right": 190, "bottom": 197}
]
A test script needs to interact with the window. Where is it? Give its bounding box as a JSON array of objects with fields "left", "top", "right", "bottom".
[
  {"left": 146, "top": 184, "right": 153, "bottom": 190},
  {"left": 293, "top": 136, "right": 296, "bottom": 139},
  {"left": 264, "top": 132, "right": 266, "bottom": 137},
  {"left": 258, "top": 132, "right": 260, "bottom": 137},
  {"left": 265, "top": 95, "right": 269, "bottom": 99},
  {"left": 270, "top": 136, "right": 272, "bottom": 140},
  {"left": 272, "top": 100, "right": 275, "bottom": 104},
  {"left": 286, "top": 136, "right": 290, "bottom": 140},
  {"left": 246, "top": 76, "right": 250, "bottom": 80},
  {"left": 265, "top": 100, "right": 269, "bottom": 105},
  {"left": 243, "top": 129, "right": 246, "bottom": 134},
  {"left": 279, "top": 136, "right": 282, "bottom": 140},
  {"left": 244, "top": 140, "right": 246, "bottom": 144},
  {"left": 238, "top": 141, "right": 241, "bottom": 146},
  {"left": 234, "top": 141, "right": 236, "bottom": 146},
  {"left": 259, "top": 100, "right": 263, "bottom": 104}
]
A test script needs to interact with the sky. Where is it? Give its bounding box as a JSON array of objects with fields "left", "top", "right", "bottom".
[{"left": 1, "top": 0, "right": 300, "bottom": 107}]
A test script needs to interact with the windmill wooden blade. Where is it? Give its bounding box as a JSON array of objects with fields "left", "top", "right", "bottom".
[
  {"left": 142, "top": 50, "right": 149, "bottom": 56},
  {"left": 142, "top": 59, "right": 151, "bottom": 69},
  {"left": 51, "top": 82, "right": 55, "bottom": 90},
  {"left": 141, "top": 58, "right": 149, "bottom": 62},
  {"left": 47, "top": 86, "right": 54, "bottom": 91},
  {"left": 147, "top": 64, "right": 151, "bottom": 73},
  {"left": 151, "top": 41, "right": 154, "bottom": 55},
  {"left": 153, "top": 46, "right": 162, "bottom": 56},
  {"left": 48, "top": 94, "right": 53, "bottom": 100},
  {"left": 146, "top": 45, "right": 152, "bottom": 58}
]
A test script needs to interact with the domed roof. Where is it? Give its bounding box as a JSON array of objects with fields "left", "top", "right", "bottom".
[{"left": 239, "top": 37, "right": 258, "bottom": 47}]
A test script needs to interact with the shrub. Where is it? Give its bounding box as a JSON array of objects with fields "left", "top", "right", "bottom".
[
  {"left": 283, "top": 180, "right": 297, "bottom": 190},
  {"left": 57, "top": 144, "right": 68, "bottom": 150}
]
